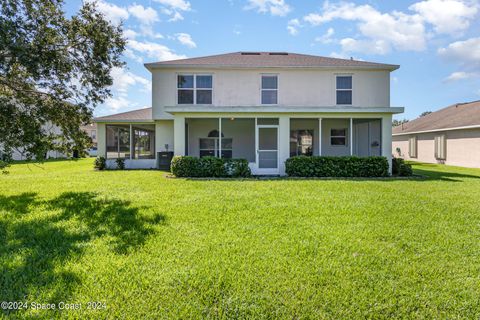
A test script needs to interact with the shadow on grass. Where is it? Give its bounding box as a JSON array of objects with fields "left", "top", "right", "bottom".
[
  {"left": 0, "top": 192, "right": 165, "bottom": 310},
  {"left": 411, "top": 167, "right": 480, "bottom": 182}
]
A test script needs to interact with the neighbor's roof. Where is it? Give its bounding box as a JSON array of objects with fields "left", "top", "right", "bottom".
[
  {"left": 94, "top": 107, "right": 153, "bottom": 122},
  {"left": 144, "top": 52, "right": 399, "bottom": 71},
  {"left": 392, "top": 100, "right": 480, "bottom": 135}
]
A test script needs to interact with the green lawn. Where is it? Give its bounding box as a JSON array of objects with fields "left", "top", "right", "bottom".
[{"left": 1, "top": 159, "right": 480, "bottom": 319}]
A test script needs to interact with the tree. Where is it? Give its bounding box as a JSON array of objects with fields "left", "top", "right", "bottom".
[
  {"left": 0, "top": 0, "right": 125, "bottom": 171},
  {"left": 419, "top": 111, "right": 432, "bottom": 117},
  {"left": 392, "top": 119, "right": 409, "bottom": 127}
]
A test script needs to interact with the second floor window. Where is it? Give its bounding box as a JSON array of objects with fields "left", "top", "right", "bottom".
[
  {"left": 177, "top": 75, "right": 212, "bottom": 104},
  {"left": 336, "top": 75, "right": 352, "bottom": 105},
  {"left": 261, "top": 75, "right": 278, "bottom": 104}
]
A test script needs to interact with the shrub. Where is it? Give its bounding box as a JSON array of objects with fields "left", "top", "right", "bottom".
[
  {"left": 171, "top": 156, "right": 201, "bottom": 177},
  {"left": 115, "top": 158, "right": 125, "bottom": 170},
  {"left": 392, "top": 157, "right": 405, "bottom": 175},
  {"left": 171, "top": 156, "right": 251, "bottom": 178},
  {"left": 224, "top": 159, "right": 251, "bottom": 178},
  {"left": 94, "top": 156, "right": 106, "bottom": 170},
  {"left": 285, "top": 156, "right": 389, "bottom": 177},
  {"left": 399, "top": 163, "right": 413, "bottom": 176}
]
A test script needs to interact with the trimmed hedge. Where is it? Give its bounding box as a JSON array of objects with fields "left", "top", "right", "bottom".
[
  {"left": 285, "top": 156, "right": 389, "bottom": 177},
  {"left": 171, "top": 156, "right": 251, "bottom": 178},
  {"left": 392, "top": 157, "right": 413, "bottom": 176}
]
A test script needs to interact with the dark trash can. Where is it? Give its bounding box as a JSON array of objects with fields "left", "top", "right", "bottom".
[{"left": 156, "top": 152, "right": 174, "bottom": 170}]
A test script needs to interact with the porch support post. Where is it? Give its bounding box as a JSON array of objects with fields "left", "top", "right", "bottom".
[
  {"left": 173, "top": 116, "right": 185, "bottom": 156},
  {"left": 130, "top": 124, "right": 134, "bottom": 160},
  {"left": 218, "top": 118, "right": 222, "bottom": 158},
  {"left": 318, "top": 118, "right": 322, "bottom": 156},
  {"left": 381, "top": 114, "right": 393, "bottom": 174},
  {"left": 278, "top": 116, "right": 290, "bottom": 176},
  {"left": 349, "top": 118, "right": 353, "bottom": 156}
]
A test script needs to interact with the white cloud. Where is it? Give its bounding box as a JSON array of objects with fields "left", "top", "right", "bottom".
[
  {"left": 123, "top": 29, "right": 138, "bottom": 40},
  {"left": 340, "top": 38, "right": 390, "bottom": 55},
  {"left": 409, "top": 0, "right": 478, "bottom": 35},
  {"left": 304, "top": 2, "right": 427, "bottom": 54},
  {"left": 246, "top": 0, "right": 291, "bottom": 16},
  {"left": 127, "top": 39, "right": 186, "bottom": 61},
  {"left": 439, "top": 37, "right": 480, "bottom": 80},
  {"left": 104, "top": 96, "right": 130, "bottom": 113},
  {"left": 169, "top": 11, "right": 184, "bottom": 21},
  {"left": 155, "top": 0, "right": 191, "bottom": 11},
  {"left": 128, "top": 4, "right": 159, "bottom": 24},
  {"left": 110, "top": 67, "right": 150, "bottom": 94},
  {"left": 438, "top": 37, "right": 480, "bottom": 66},
  {"left": 102, "top": 67, "right": 151, "bottom": 113},
  {"left": 155, "top": 0, "right": 191, "bottom": 21},
  {"left": 444, "top": 71, "right": 477, "bottom": 81},
  {"left": 88, "top": 0, "right": 129, "bottom": 24},
  {"left": 303, "top": 0, "right": 480, "bottom": 55},
  {"left": 287, "top": 19, "right": 301, "bottom": 35},
  {"left": 315, "top": 27, "right": 335, "bottom": 44},
  {"left": 175, "top": 33, "right": 196, "bottom": 48}
]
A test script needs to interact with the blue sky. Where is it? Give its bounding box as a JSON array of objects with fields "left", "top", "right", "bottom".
[{"left": 65, "top": 0, "right": 480, "bottom": 120}]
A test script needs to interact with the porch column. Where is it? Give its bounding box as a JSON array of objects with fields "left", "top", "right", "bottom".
[
  {"left": 278, "top": 116, "right": 290, "bottom": 175},
  {"left": 218, "top": 118, "right": 222, "bottom": 158},
  {"left": 318, "top": 118, "right": 322, "bottom": 156},
  {"left": 173, "top": 116, "right": 185, "bottom": 156},
  {"left": 350, "top": 118, "right": 353, "bottom": 156},
  {"left": 381, "top": 114, "right": 393, "bottom": 174}
]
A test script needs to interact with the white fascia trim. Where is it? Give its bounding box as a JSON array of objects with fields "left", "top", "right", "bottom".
[
  {"left": 392, "top": 124, "right": 480, "bottom": 136},
  {"left": 164, "top": 106, "right": 404, "bottom": 114},
  {"left": 145, "top": 64, "right": 399, "bottom": 72}
]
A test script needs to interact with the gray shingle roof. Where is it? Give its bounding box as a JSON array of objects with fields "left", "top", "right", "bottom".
[
  {"left": 393, "top": 100, "right": 480, "bottom": 134},
  {"left": 144, "top": 52, "right": 399, "bottom": 70},
  {"left": 94, "top": 107, "right": 152, "bottom": 122}
]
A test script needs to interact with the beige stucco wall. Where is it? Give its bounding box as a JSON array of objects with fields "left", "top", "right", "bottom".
[
  {"left": 392, "top": 128, "right": 480, "bottom": 168},
  {"left": 152, "top": 68, "right": 391, "bottom": 119}
]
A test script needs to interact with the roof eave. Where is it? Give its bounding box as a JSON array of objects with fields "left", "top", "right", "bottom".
[
  {"left": 393, "top": 124, "right": 480, "bottom": 136},
  {"left": 93, "top": 119, "right": 154, "bottom": 123},
  {"left": 144, "top": 63, "right": 400, "bottom": 72}
]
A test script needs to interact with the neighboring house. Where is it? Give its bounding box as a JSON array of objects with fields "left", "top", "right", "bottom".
[
  {"left": 94, "top": 52, "right": 403, "bottom": 174},
  {"left": 5, "top": 123, "right": 67, "bottom": 161},
  {"left": 392, "top": 100, "right": 480, "bottom": 168},
  {"left": 81, "top": 123, "right": 97, "bottom": 146},
  {"left": 81, "top": 123, "right": 98, "bottom": 156}
]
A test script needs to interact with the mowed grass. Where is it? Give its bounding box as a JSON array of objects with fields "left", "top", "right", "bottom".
[{"left": 1, "top": 159, "right": 480, "bottom": 319}]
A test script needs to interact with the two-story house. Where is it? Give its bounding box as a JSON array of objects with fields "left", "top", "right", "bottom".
[{"left": 94, "top": 52, "right": 404, "bottom": 175}]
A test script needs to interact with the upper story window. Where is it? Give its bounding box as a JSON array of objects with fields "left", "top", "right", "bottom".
[
  {"left": 261, "top": 75, "right": 278, "bottom": 104},
  {"left": 177, "top": 74, "right": 212, "bottom": 105},
  {"left": 336, "top": 75, "right": 352, "bottom": 105}
]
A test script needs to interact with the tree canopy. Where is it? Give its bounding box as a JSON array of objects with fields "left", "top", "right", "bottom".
[{"left": 0, "top": 0, "right": 125, "bottom": 170}]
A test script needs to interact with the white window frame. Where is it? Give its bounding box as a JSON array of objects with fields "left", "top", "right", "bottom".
[
  {"left": 409, "top": 136, "right": 417, "bottom": 158},
  {"left": 177, "top": 74, "right": 213, "bottom": 105},
  {"left": 261, "top": 74, "right": 278, "bottom": 105},
  {"left": 434, "top": 135, "right": 446, "bottom": 160},
  {"left": 330, "top": 128, "right": 348, "bottom": 146},
  {"left": 335, "top": 74, "right": 353, "bottom": 106}
]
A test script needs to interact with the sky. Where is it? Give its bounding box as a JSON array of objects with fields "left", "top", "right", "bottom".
[{"left": 64, "top": 0, "right": 480, "bottom": 120}]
